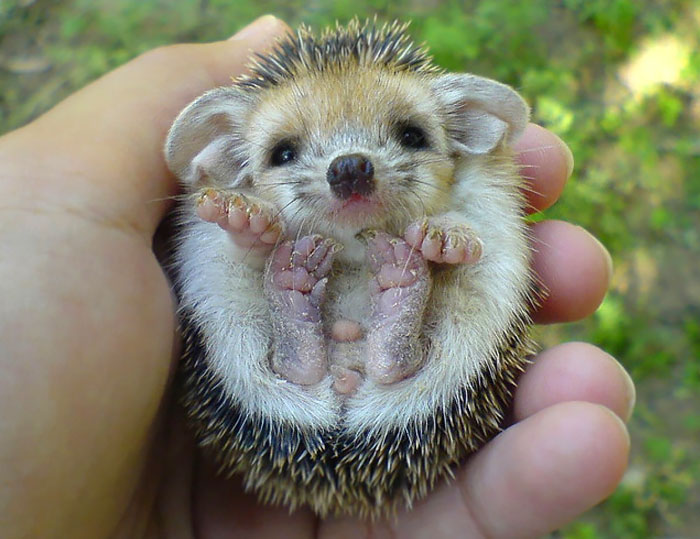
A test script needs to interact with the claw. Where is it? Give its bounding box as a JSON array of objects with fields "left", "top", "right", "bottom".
[
  {"left": 230, "top": 193, "right": 247, "bottom": 209},
  {"left": 195, "top": 188, "right": 217, "bottom": 206},
  {"left": 426, "top": 227, "right": 442, "bottom": 241},
  {"left": 328, "top": 239, "right": 344, "bottom": 254},
  {"left": 468, "top": 237, "right": 484, "bottom": 261},
  {"left": 356, "top": 228, "right": 378, "bottom": 244},
  {"left": 443, "top": 233, "right": 461, "bottom": 250}
]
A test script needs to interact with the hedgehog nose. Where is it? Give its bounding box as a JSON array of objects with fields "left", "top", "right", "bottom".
[{"left": 326, "top": 154, "right": 375, "bottom": 199}]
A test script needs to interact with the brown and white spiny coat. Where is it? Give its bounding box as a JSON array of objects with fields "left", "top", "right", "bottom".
[{"left": 165, "top": 20, "right": 536, "bottom": 517}]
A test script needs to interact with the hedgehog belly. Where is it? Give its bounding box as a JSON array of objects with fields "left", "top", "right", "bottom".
[{"left": 179, "top": 309, "right": 533, "bottom": 518}]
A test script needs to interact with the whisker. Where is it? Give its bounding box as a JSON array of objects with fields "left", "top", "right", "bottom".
[
  {"left": 406, "top": 177, "right": 451, "bottom": 196},
  {"left": 517, "top": 144, "right": 557, "bottom": 154},
  {"left": 147, "top": 193, "right": 196, "bottom": 205},
  {"left": 254, "top": 181, "right": 306, "bottom": 197},
  {"left": 517, "top": 164, "right": 542, "bottom": 169},
  {"left": 521, "top": 185, "right": 545, "bottom": 198},
  {"left": 295, "top": 211, "right": 308, "bottom": 243}
]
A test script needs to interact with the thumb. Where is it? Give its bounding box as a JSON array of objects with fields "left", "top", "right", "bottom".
[{"left": 0, "top": 15, "right": 290, "bottom": 238}]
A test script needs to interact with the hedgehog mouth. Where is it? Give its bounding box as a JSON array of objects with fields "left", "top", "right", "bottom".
[
  {"left": 341, "top": 193, "right": 373, "bottom": 208},
  {"left": 328, "top": 193, "right": 382, "bottom": 223}
]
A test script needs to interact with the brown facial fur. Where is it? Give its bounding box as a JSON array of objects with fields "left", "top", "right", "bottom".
[{"left": 242, "top": 64, "right": 454, "bottom": 242}]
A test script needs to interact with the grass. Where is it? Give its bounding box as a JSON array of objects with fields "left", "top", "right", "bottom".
[{"left": 2, "top": 0, "right": 699, "bottom": 535}]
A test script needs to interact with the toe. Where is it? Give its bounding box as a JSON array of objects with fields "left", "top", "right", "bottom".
[
  {"left": 195, "top": 194, "right": 221, "bottom": 223},
  {"left": 420, "top": 228, "right": 443, "bottom": 261},
  {"left": 466, "top": 236, "right": 483, "bottom": 264},
  {"left": 377, "top": 264, "right": 418, "bottom": 289},
  {"left": 272, "top": 267, "right": 314, "bottom": 292},
  {"left": 248, "top": 206, "right": 270, "bottom": 234},
  {"left": 306, "top": 240, "right": 329, "bottom": 270},
  {"left": 310, "top": 239, "right": 340, "bottom": 278},
  {"left": 392, "top": 238, "right": 415, "bottom": 263},
  {"left": 443, "top": 243, "right": 467, "bottom": 264},
  {"left": 309, "top": 277, "right": 328, "bottom": 307},
  {"left": 227, "top": 205, "right": 248, "bottom": 231},
  {"left": 259, "top": 222, "right": 282, "bottom": 244},
  {"left": 269, "top": 241, "right": 293, "bottom": 271},
  {"left": 366, "top": 231, "right": 400, "bottom": 269},
  {"left": 405, "top": 220, "right": 427, "bottom": 248}
]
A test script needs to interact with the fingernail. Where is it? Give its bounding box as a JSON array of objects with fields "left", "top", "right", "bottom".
[
  {"left": 617, "top": 360, "right": 636, "bottom": 422},
  {"left": 563, "top": 142, "right": 574, "bottom": 178},
  {"left": 556, "top": 134, "right": 575, "bottom": 178},
  {"left": 229, "top": 14, "right": 280, "bottom": 41},
  {"left": 543, "top": 129, "right": 575, "bottom": 179},
  {"left": 602, "top": 405, "right": 632, "bottom": 448},
  {"left": 590, "top": 232, "right": 614, "bottom": 280}
]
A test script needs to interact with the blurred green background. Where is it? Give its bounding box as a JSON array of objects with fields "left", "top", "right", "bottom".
[{"left": 2, "top": 0, "right": 698, "bottom": 536}]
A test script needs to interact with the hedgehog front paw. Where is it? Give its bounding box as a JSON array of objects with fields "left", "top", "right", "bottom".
[
  {"left": 195, "top": 189, "right": 282, "bottom": 251},
  {"left": 264, "top": 235, "right": 341, "bottom": 385},
  {"left": 364, "top": 231, "right": 431, "bottom": 385},
  {"left": 405, "top": 218, "right": 483, "bottom": 265}
]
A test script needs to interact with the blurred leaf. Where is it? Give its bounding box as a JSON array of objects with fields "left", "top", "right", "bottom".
[{"left": 645, "top": 436, "right": 672, "bottom": 463}]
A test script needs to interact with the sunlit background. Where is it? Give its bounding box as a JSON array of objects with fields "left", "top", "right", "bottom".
[{"left": 2, "top": 0, "right": 698, "bottom": 536}]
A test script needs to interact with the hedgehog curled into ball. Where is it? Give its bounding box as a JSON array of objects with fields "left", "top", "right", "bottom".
[{"left": 165, "top": 19, "right": 537, "bottom": 518}]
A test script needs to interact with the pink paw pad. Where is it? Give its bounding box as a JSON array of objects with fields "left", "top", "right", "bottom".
[
  {"left": 195, "top": 189, "right": 282, "bottom": 249},
  {"left": 330, "top": 365, "right": 363, "bottom": 395},
  {"left": 365, "top": 231, "right": 427, "bottom": 318},
  {"left": 267, "top": 235, "right": 341, "bottom": 323},
  {"left": 405, "top": 219, "right": 482, "bottom": 265}
]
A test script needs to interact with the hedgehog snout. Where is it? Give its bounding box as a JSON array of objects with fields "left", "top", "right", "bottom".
[{"left": 326, "top": 154, "right": 375, "bottom": 200}]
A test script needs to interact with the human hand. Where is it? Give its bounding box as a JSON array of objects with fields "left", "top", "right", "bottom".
[{"left": 0, "top": 15, "right": 633, "bottom": 538}]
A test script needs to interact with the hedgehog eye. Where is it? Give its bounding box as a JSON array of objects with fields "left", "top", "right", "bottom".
[
  {"left": 398, "top": 124, "right": 429, "bottom": 150},
  {"left": 270, "top": 140, "right": 297, "bottom": 166}
]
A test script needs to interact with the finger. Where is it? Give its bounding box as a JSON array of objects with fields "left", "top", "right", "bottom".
[
  {"left": 321, "top": 402, "right": 628, "bottom": 539},
  {"left": 531, "top": 219, "right": 612, "bottom": 324},
  {"left": 0, "top": 15, "right": 290, "bottom": 238},
  {"left": 321, "top": 343, "right": 635, "bottom": 538},
  {"left": 515, "top": 123, "right": 573, "bottom": 213},
  {"left": 457, "top": 402, "right": 629, "bottom": 538},
  {"left": 513, "top": 342, "right": 636, "bottom": 422}
]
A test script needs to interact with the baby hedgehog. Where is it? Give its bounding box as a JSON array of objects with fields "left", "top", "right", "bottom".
[{"left": 165, "top": 19, "right": 537, "bottom": 518}]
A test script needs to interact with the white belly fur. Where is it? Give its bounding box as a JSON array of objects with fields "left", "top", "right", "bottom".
[{"left": 172, "top": 155, "right": 532, "bottom": 437}]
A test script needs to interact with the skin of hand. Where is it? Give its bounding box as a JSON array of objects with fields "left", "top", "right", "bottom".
[{"left": 0, "top": 15, "right": 634, "bottom": 539}]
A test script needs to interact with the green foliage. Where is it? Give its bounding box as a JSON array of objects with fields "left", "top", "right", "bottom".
[
  {"left": 564, "top": 0, "right": 639, "bottom": 54},
  {"left": 1, "top": 0, "right": 699, "bottom": 536}
]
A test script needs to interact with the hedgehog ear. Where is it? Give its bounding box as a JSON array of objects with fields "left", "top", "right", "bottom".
[
  {"left": 430, "top": 73, "right": 529, "bottom": 155},
  {"left": 165, "top": 87, "right": 253, "bottom": 189}
]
